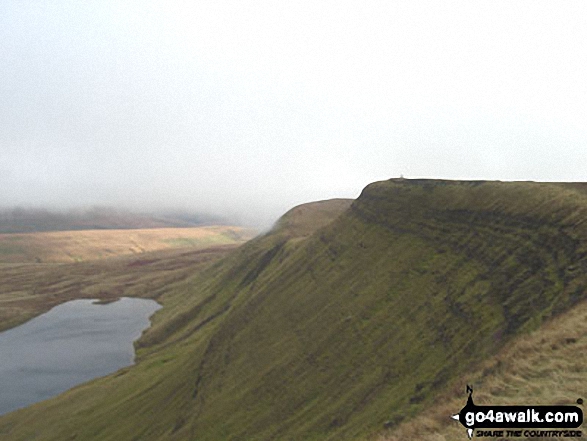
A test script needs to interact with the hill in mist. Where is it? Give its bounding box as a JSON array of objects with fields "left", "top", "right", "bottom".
[{"left": 0, "top": 206, "right": 230, "bottom": 233}]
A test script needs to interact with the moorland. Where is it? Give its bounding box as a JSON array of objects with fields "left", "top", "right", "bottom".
[{"left": 0, "top": 180, "right": 586, "bottom": 441}]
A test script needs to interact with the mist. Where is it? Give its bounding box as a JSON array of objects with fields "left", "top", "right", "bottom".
[{"left": 2, "top": 1, "right": 587, "bottom": 229}]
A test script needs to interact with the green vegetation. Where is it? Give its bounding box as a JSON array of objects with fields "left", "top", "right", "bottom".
[
  {"left": 1, "top": 182, "right": 587, "bottom": 440},
  {"left": 378, "top": 295, "right": 587, "bottom": 441}
]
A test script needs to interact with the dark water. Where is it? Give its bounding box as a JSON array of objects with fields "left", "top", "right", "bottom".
[{"left": 0, "top": 297, "right": 161, "bottom": 416}]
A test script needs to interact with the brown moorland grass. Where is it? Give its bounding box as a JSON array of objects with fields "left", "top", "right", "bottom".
[
  {"left": 374, "top": 299, "right": 587, "bottom": 441},
  {"left": 0, "top": 226, "right": 255, "bottom": 263},
  {"left": 0, "top": 244, "right": 239, "bottom": 333}
]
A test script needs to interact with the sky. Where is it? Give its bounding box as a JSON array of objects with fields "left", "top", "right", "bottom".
[{"left": 1, "top": 1, "right": 587, "bottom": 227}]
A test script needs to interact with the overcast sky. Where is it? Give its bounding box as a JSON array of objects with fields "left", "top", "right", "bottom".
[{"left": 1, "top": 1, "right": 587, "bottom": 227}]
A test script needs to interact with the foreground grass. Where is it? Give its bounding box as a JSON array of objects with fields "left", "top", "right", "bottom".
[
  {"left": 376, "top": 297, "right": 587, "bottom": 441},
  {"left": 0, "top": 226, "right": 254, "bottom": 263}
]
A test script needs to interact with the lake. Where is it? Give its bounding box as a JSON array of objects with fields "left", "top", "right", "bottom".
[{"left": 0, "top": 297, "right": 161, "bottom": 416}]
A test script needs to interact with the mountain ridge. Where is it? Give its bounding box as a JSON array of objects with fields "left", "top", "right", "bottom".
[{"left": 1, "top": 179, "right": 586, "bottom": 440}]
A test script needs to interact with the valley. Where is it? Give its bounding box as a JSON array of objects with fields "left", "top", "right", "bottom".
[{"left": 0, "top": 180, "right": 586, "bottom": 440}]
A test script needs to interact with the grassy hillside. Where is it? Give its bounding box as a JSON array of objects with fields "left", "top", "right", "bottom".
[
  {"left": 375, "top": 296, "right": 587, "bottom": 441},
  {"left": 1, "top": 182, "right": 587, "bottom": 440},
  {"left": 0, "top": 226, "right": 254, "bottom": 263},
  {"left": 273, "top": 198, "right": 353, "bottom": 238}
]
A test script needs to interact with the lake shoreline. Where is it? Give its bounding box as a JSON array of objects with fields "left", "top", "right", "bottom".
[{"left": 0, "top": 297, "right": 161, "bottom": 416}]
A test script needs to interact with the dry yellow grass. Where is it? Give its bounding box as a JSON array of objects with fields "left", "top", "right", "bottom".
[
  {"left": 0, "top": 226, "right": 254, "bottom": 263},
  {"left": 0, "top": 244, "right": 240, "bottom": 332},
  {"left": 373, "top": 299, "right": 587, "bottom": 441}
]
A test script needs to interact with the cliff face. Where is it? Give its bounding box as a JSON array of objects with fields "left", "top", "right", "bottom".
[
  {"left": 353, "top": 179, "right": 587, "bottom": 334},
  {"left": 2, "top": 180, "right": 587, "bottom": 441},
  {"left": 157, "top": 180, "right": 587, "bottom": 440}
]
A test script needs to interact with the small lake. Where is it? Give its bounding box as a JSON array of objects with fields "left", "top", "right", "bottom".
[{"left": 0, "top": 297, "right": 161, "bottom": 416}]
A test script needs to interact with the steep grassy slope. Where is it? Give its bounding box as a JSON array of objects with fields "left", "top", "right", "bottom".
[
  {"left": 272, "top": 198, "right": 353, "bottom": 238},
  {"left": 1, "top": 182, "right": 587, "bottom": 440},
  {"left": 0, "top": 199, "right": 352, "bottom": 440},
  {"left": 0, "top": 226, "right": 253, "bottom": 263},
  {"left": 164, "top": 180, "right": 587, "bottom": 441},
  {"left": 377, "top": 296, "right": 587, "bottom": 441}
]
